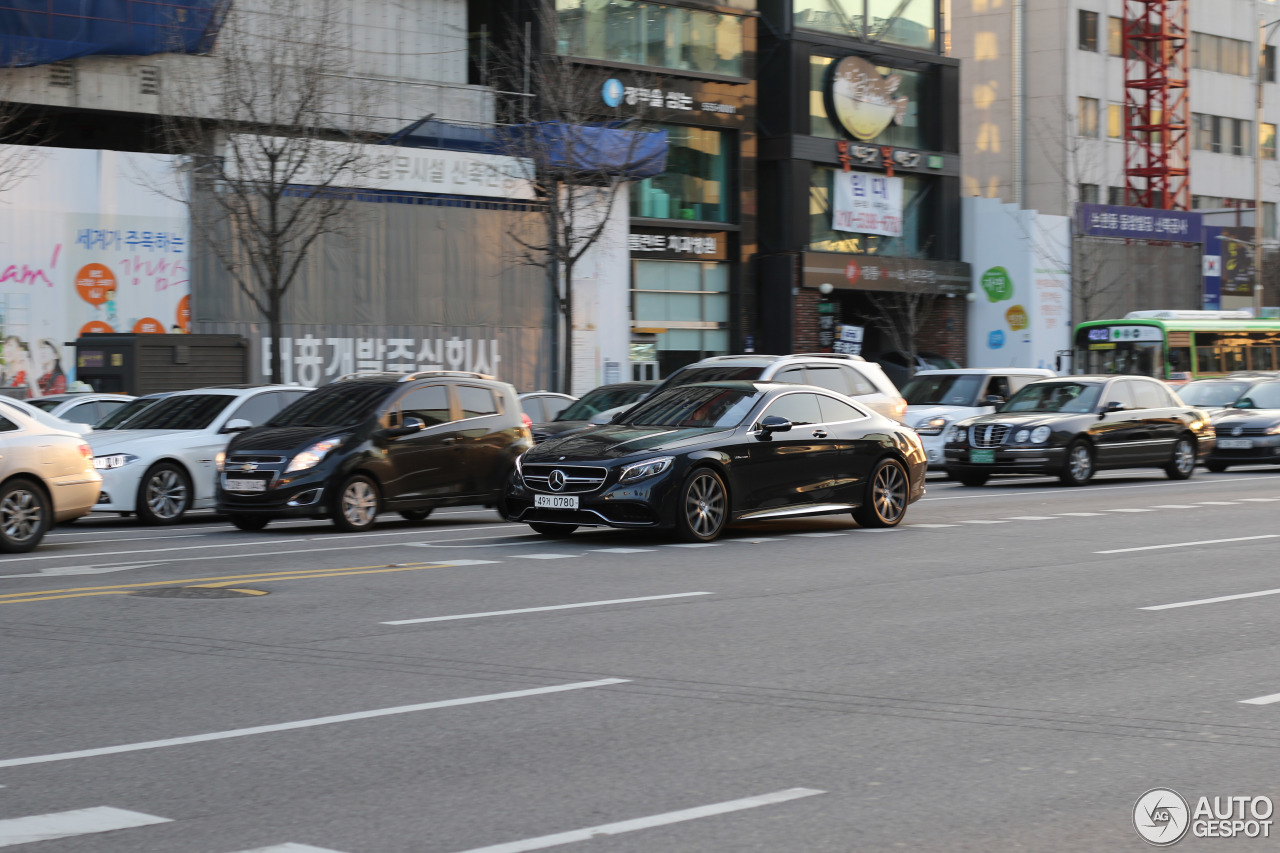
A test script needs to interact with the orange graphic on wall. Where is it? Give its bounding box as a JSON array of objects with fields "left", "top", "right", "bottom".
[
  {"left": 79, "top": 321, "right": 114, "bottom": 335},
  {"left": 75, "top": 263, "right": 116, "bottom": 306},
  {"left": 133, "top": 317, "right": 164, "bottom": 334},
  {"left": 175, "top": 294, "right": 191, "bottom": 332}
]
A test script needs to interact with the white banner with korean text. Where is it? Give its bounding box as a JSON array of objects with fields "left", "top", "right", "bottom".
[{"left": 832, "top": 171, "right": 903, "bottom": 237}]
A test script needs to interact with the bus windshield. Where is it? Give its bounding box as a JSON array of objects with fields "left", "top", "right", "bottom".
[{"left": 1074, "top": 328, "right": 1163, "bottom": 377}]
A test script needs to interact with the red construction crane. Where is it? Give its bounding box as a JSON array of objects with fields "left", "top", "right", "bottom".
[{"left": 1123, "top": 0, "right": 1190, "bottom": 210}]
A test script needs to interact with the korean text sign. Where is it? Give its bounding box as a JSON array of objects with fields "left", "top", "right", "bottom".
[{"left": 832, "top": 171, "right": 903, "bottom": 237}]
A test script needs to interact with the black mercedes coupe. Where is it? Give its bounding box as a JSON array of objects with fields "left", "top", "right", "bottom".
[
  {"left": 943, "top": 375, "right": 1214, "bottom": 486},
  {"left": 504, "top": 381, "right": 927, "bottom": 542}
]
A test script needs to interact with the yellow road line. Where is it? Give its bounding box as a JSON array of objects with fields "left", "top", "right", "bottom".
[{"left": 0, "top": 562, "right": 448, "bottom": 604}]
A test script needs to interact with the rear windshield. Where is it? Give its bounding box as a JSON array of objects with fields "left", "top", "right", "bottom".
[
  {"left": 902, "top": 374, "right": 983, "bottom": 406},
  {"left": 96, "top": 398, "right": 158, "bottom": 429},
  {"left": 268, "top": 383, "right": 393, "bottom": 428},
  {"left": 116, "top": 394, "right": 234, "bottom": 430},
  {"left": 1177, "top": 381, "right": 1249, "bottom": 407},
  {"left": 556, "top": 387, "right": 649, "bottom": 421},
  {"left": 619, "top": 386, "right": 759, "bottom": 429}
]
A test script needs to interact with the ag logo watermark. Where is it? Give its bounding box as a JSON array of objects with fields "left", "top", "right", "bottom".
[{"left": 1134, "top": 788, "right": 1273, "bottom": 845}]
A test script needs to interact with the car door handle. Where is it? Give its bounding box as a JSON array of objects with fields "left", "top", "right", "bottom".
[
  {"left": 441, "top": 437, "right": 459, "bottom": 444},
  {"left": 812, "top": 430, "right": 828, "bottom": 438}
]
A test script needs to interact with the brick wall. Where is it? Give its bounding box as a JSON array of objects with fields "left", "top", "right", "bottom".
[
  {"left": 792, "top": 287, "right": 822, "bottom": 352},
  {"left": 917, "top": 296, "right": 968, "bottom": 365}
]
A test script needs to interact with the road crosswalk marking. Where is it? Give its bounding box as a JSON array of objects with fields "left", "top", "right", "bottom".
[{"left": 0, "top": 807, "right": 170, "bottom": 848}]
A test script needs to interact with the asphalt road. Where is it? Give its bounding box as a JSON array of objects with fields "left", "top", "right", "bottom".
[{"left": 5, "top": 467, "right": 1280, "bottom": 852}]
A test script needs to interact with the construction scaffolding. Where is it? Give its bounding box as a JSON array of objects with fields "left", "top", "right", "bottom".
[{"left": 1123, "top": 0, "right": 1191, "bottom": 211}]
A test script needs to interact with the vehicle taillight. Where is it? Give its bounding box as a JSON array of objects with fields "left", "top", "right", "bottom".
[
  {"left": 892, "top": 398, "right": 908, "bottom": 422},
  {"left": 78, "top": 443, "right": 92, "bottom": 461},
  {"left": 521, "top": 413, "right": 533, "bottom": 428}
]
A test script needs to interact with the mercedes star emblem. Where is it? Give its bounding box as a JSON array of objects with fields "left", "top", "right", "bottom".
[{"left": 548, "top": 469, "right": 567, "bottom": 491}]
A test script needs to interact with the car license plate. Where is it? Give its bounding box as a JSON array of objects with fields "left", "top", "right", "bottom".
[
  {"left": 534, "top": 494, "right": 578, "bottom": 510},
  {"left": 1218, "top": 439, "right": 1254, "bottom": 449},
  {"left": 226, "top": 478, "right": 267, "bottom": 492},
  {"left": 969, "top": 449, "right": 995, "bottom": 464}
]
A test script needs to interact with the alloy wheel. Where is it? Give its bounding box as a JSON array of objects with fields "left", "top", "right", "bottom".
[
  {"left": 146, "top": 469, "right": 189, "bottom": 520},
  {"left": 1069, "top": 445, "right": 1093, "bottom": 481},
  {"left": 1, "top": 488, "right": 42, "bottom": 544},
  {"left": 1174, "top": 439, "right": 1195, "bottom": 475},
  {"left": 872, "top": 462, "right": 907, "bottom": 523},
  {"left": 342, "top": 480, "right": 378, "bottom": 527},
  {"left": 684, "top": 471, "right": 726, "bottom": 540}
]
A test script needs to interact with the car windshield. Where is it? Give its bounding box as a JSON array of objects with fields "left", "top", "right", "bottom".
[
  {"left": 619, "top": 386, "right": 759, "bottom": 429},
  {"left": 96, "top": 398, "right": 158, "bottom": 429},
  {"left": 556, "top": 387, "right": 646, "bottom": 421},
  {"left": 117, "top": 394, "right": 234, "bottom": 430},
  {"left": 1177, "top": 381, "right": 1250, "bottom": 407},
  {"left": 26, "top": 398, "right": 62, "bottom": 412},
  {"left": 268, "top": 383, "right": 392, "bottom": 428},
  {"left": 1236, "top": 383, "right": 1280, "bottom": 409},
  {"left": 902, "top": 374, "right": 984, "bottom": 406},
  {"left": 1002, "top": 382, "right": 1102, "bottom": 414}
]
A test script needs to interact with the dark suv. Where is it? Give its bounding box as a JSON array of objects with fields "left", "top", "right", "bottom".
[{"left": 216, "top": 371, "right": 531, "bottom": 532}]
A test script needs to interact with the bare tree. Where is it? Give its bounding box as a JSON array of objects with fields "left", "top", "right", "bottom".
[
  {"left": 487, "top": 8, "right": 665, "bottom": 393},
  {"left": 0, "top": 60, "right": 47, "bottom": 198},
  {"left": 864, "top": 287, "right": 938, "bottom": 376},
  {"left": 157, "top": 0, "right": 377, "bottom": 382}
]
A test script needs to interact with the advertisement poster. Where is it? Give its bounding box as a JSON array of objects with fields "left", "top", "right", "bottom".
[
  {"left": 832, "top": 171, "right": 903, "bottom": 237},
  {"left": 0, "top": 146, "right": 189, "bottom": 396}
]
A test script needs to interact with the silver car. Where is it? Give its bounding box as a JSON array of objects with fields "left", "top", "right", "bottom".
[{"left": 0, "top": 403, "right": 101, "bottom": 551}]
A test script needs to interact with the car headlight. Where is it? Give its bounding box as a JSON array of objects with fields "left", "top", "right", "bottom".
[
  {"left": 215, "top": 451, "right": 226, "bottom": 472},
  {"left": 1267, "top": 424, "right": 1280, "bottom": 435},
  {"left": 944, "top": 424, "right": 962, "bottom": 443},
  {"left": 1030, "top": 426, "right": 1052, "bottom": 444},
  {"left": 1014, "top": 429, "right": 1030, "bottom": 443},
  {"left": 915, "top": 416, "right": 947, "bottom": 435},
  {"left": 285, "top": 438, "right": 343, "bottom": 473},
  {"left": 618, "top": 456, "right": 674, "bottom": 484},
  {"left": 93, "top": 453, "right": 138, "bottom": 470}
]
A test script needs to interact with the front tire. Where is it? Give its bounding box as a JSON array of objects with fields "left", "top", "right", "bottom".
[
  {"left": 956, "top": 471, "right": 989, "bottom": 487},
  {"left": 399, "top": 509, "right": 434, "bottom": 522},
  {"left": 332, "top": 475, "right": 380, "bottom": 532},
  {"left": 1060, "top": 440, "right": 1094, "bottom": 486},
  {"left": 1165, "top": 436, "right": 1196, "bottom": 480},
  {"left": 228, "top": 514, "right": 270, "bottom": 531},
  {"left": 1206, "top": 461, "right": 1229, "bottom": 473},
  {"left": 136, "top": 462, "right": 192, "bottom": 524},
  {"left": 854, "top": 458, "right": 910, "bottom": 528},
  {"left": 0, "top": 478, "right": 50, "bottom": 553},
  {"left": 675, "top": 468, "right": 728, "bottom": 542},
  {"left": 529, "top": 522, "right": 577, "bottom": 537}
]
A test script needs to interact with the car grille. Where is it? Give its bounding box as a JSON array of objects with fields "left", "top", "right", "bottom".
[
  {"left": 970, "top": 424, "right": 1011, "bottom": 448},
  {"left": 521, "top": 464, "right": 608, "bottom": 494},
  {"left": 226, "top": 455, "right": 288, "bottom": 465},
  {"left": 1223, "top": 426, "right": 1271, "bottom": 436}
]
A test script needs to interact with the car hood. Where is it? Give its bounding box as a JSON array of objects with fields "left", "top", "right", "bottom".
[
  {"left": 906, "top": 404, "right": 979, "bottom": 424},
  {"left": 231, "top": 425, "right": 348, "bottom": 452},
  {"left": 532, "top": 420, "right": 590, "bottom": 440},
  {"left": 1215, "top": 412, "right": 1280, "bottom": 430},
  {"left": 528, "top": 424, "right": 729, "bottom": 460},
  {"left": 88, "top": 429, "right": 202, "bottom": 452},
  {"left": 961, "top": 411, "right": 1082, "bottom": 428}
]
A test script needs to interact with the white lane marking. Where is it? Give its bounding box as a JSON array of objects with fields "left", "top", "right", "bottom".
[
  {"left": 511, "top": 554, "right": 576, "bottom": 560},
  {"left": 668, "top": 543, "right": 720, "bottom": 548},
  {"left": 222, "top": 840, "right": 348, "bottom": 845},
  {"left": 1142, "top": 587, "right": 1280, "bottom": 610},
  {"left": 0, "top": 680, "right": 628, "bottom": 769},
  {"left": 1240, "top": 693, "right": 1280, "bottom": 706},
  {"left": 589, "top": 548, "right": 658, "bottom": 553},
  {"left": 1096, "top": 534, "right": 1280, "bottom": 554},
  {"left": 382, "top": 592, "right": 714, "bottom": 625},
  {"left": 921, "top": 476, "right": 1263, "bottom": 502},
  {"left": 0, "top": 523, "right": 526, "bottom": 565},
  {"left": 1107, "top": 508, "right": 1154, "bottom": 513},
  {"left": 1198, "top": 501, "right": 1240, "bottom": 506},
  {"left": 909, "top": 523, "right": 958, "bottom": 528},
  {"left": 732, "top": 538, "right": 786, "bottom": 543},
  {"left": 1, "top": 562, "right": 165, "bottom": 579},
  {"left": 1238, "top": 497, "right": 1280, "bottom": 502},
  {"left": 1003, "top": 516, "right": 1058, "bottom": 521},
  {"left": 794, "top": 532, "right": 847, "bottom": 538},
  {"left": 1057, "top": 512, "right": 1104, "bottom": 517},
  {"left": 1150, "top": 505, "right": 1200, "bottom": 509},
  {"left": 0, "top": 807, "right": 171, "bottom": 847},
  {"left": 449, "top": 788, "right": 826, "bottom": 853},
  {"left": 960, "top": 519, "right": 1008, "bottom": 525},
  {"left": 432, "top": 560, "right": 503, "bottom": 567},
  {"left": 40, "top": 534, "right": 208, "bottom": 546}
]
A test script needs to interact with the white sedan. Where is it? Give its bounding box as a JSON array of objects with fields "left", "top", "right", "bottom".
[
  {"left": 90, "top": 385, "right": 313, "bottom": 524},
  {"left": 28, "top": 393, "right": 136, "bottom": 428}
]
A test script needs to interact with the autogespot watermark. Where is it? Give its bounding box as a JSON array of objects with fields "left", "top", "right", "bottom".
[{"left": 1134, "top": 788, "right": 1274, "bottom": 845}]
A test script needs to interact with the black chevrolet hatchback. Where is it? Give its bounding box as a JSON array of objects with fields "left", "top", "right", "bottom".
[{"left": 217, "top": 372, "right": 531, "bottom": 532}]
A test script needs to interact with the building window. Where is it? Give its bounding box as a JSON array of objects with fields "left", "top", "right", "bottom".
[
  {"left": 1232, "top": 118, "right": 1252, "bottom": 156},
  {"left": 794, "top": 0, "right": 938, "bottom": 51},
  {"left": 1267, "top": 46, "right": 1276, "bottom": 83},
  {"left": 1079, "top": 183, "right": 1100, "bottom": 204},
  {"left": 1107, "top": 103, "right": 1123, "bottom": 138},
  {"left": 1210, "top": 115, "right": 1223, "bottom": 153},
  {"left": 1078, "top": 97, "right": 1099, "bottom": 137},
  {"left": 809, "top": 166, "right": 927, "bottom": 256},
  {"left": 554, "top": 0, "right": 744, "bottom": 77},
  {"left": 809, "top": 55, "right": 924, "bottom": 149},
  {"left": 632, "top": 260, "right": 729, "bottom": 365},
  {"left": 631, "top": 125, "right": 732, "bottom": 223},
  {"left": 1108, "top": 186, "right": 1126, "bottom": 206},
  {"left": 1266, "top": 202, "right": 1277, "bottom": 240},
  {"left": 1191, "top": 32, "right": 1256, "bottom": 77},
  {"left": 1078, "top": 10, "right": 1098, "bottom": 51},
  {"left": 1193, "top": 195, "right": 1222, "bottom": 209},
  {"left": 1262, "top": 123, "right": 1277, "bottom": 159},
  {"left": 1108, "top": 17, "right": 1122, "bottom": 57}
]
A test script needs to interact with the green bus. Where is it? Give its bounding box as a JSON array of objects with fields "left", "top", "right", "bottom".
[{"left": 1073, "top": 311, "right": 1280, "bottom": 380}]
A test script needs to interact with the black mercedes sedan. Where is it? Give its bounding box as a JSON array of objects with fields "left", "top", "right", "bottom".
[
  {"left": 504, "top": 381, "right": 927, "bottom": 542},
  {"left": 943, "top": 375, "right": 1214, "bottom": 486},
  {"left": 1205, "top": 380, "right": 1280, "bottom": 471}
]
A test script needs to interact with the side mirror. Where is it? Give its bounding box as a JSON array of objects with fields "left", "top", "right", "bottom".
[
  {"left": 221, "top": 418, "right": 253, "bottom": 433},
  {"left": 381, "top": 415, "right": 425, "bottom": 438},
  {"left": 1099, "top": 401, "right": 1124, "bottom": 417},
  {"left": 984, "top": 394, "right": 1005, "bottom": 407},
  {"left": 759, "top": 415, "right": 792, "bottom": 434},
  {"left": 1236, "top": 398, "right": 1255, "bottom": 410}
]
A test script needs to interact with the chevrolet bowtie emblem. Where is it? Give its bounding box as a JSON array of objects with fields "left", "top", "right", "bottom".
[{"left": 240, "top": 462, "right": 258, "bottom": 472}]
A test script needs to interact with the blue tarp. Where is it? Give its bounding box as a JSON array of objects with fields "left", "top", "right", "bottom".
[
  {"left": 0, "top": 1, "right": 229, "bottom": 67},
  {"left": 387, "top": 119, "right": 668, "bottom": 180}
]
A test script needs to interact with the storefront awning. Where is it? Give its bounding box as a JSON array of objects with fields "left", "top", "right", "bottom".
[{"left": 802, "top": 252, "right": 971, "bottom": 296}]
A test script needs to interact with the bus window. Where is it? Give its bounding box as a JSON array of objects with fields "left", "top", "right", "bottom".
[
  {"left": 1168, "top": 347, "right": 1191, "bottom": 374},
  {"left": 1196, "top": 342, "right": 1222, "bottom": 373},
  {"left": 1252, "top": 347, "right": 1275, "bottom": 371}
]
